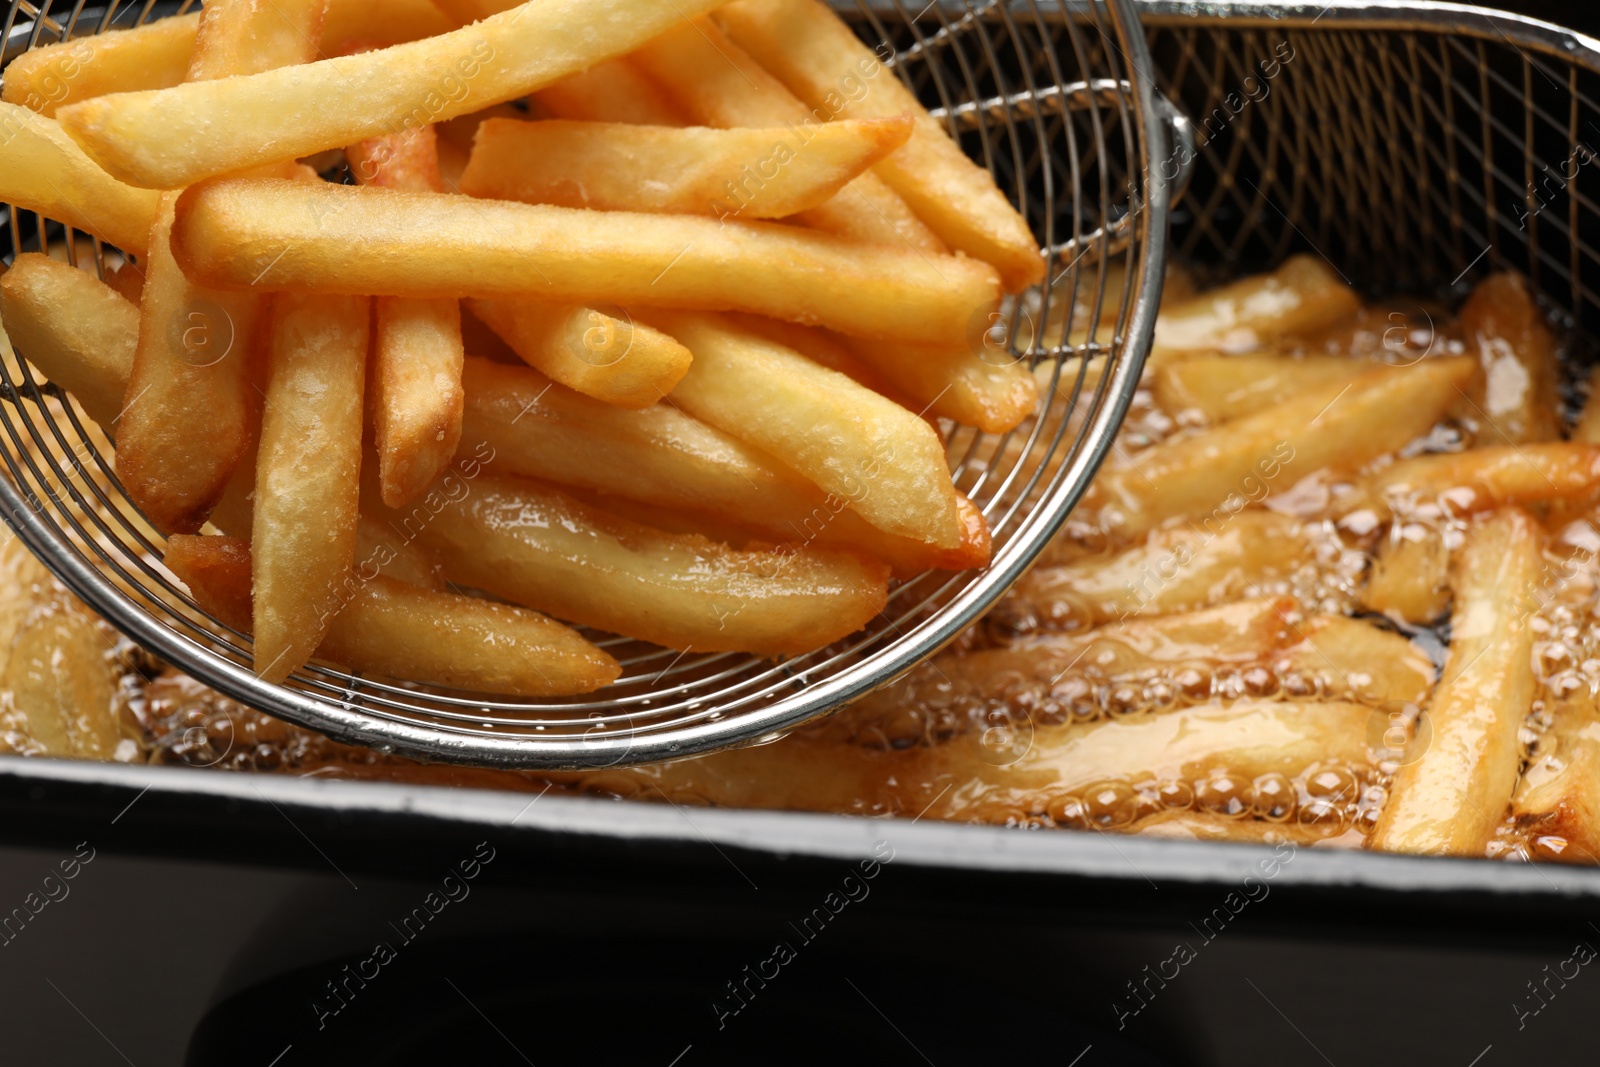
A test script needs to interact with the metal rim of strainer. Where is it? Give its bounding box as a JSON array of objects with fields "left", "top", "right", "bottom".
[{"left": 0, "top": 0, "right": 1179, "bottom": 770}]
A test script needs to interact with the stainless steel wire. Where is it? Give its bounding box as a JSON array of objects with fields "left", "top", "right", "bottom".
[{"left": 0, "top": 0, "right": 1175, "bottom": 768}]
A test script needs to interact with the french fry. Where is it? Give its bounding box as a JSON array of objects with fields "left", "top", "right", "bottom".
[
  {"left": 1456, "top": 272, "right": 1562, "bottom": 445},
  {"left": 1131, "top": 811, "right": 1360, "bottom": 847},
  {"left": 116, "top": 0, "right": 326, "bottom": 536},
  {"left": 1, "top": 1, "right": 452, "bottom": 118},
  {"left": 564, "top": 700, "right": 1377, "bottom": 824},
  {"left": 1371, "top": 508, "right": 1543, "bottom": 856},
  {"left": 1283, "top": 613, "right": 1436, "bottom": 709},
  {"left": 714, "top": 0, "right": 1044, "bottom": 291},
  {"left": 1092, "top": 357, "right": 1477, "bottom": 540},
  {"left": 722, "top": 314, "right": 918, "bottom": 412},
  {"left": 252, "top": 293, "right": 369, "bottom": 684},
  {"left": 346, "top": 125, "right": 465, "bottom": 508},
  {"left": 632, "top": 19, "right": 944, "bottom": 253},
  {"left": 1576, "top": 366, "right": 1600, "bottom": 445},
  {"left": 170, "top": 178, "right": 1001, "bottom": 344},
  {"left": 466, "top": 298, "right": 692, "bottom": 409},
  {"left": 536, "top": 58, "right": 687, "bottom": 126},
  {"left": 55, "top": 0, "right": 733, "bottom": 189},
  {"left": 640, "top": 310, "right": 963, "bottom": 547},
  {"left": 1151, "top": 255, "right": 1362, "bottom": 356},
  {"left": 1358, "top": 443, "right": 1600, "bottom": 519},
  {"left": 998, "top": 511, "right": 1313, "bottom": 630},
  {"left": 0, "top": 533, "right": 122, "bottom": 760},
  {"left": 841, "top": 334, "right": 1040, "bottom": 433},
  {"left": 458, "top": 358, "right": 989, "bottom": 574},
  {"left": 0, "top": 254, "right": 136, "bottom": 430},
  {"left": 1361, "top": 529, "right": 1451, "bottom": 624},
  {"left": 166, "top": 535, "right": 619, "bottom": 695},
  {"left": 461, "top": 116, "right": 912, "bottom": 221},
  {"left": 1152, "top": 354, "right": 1369, "bottom": 423},
  {"left": 386, "top": 472, "right": 891, "bottom": 655},
  {"left": 1513, "top": 696, "right": 1600, "bottom": 864},
  {"left": 0, "top": 105, "right": 159, "bottom": 254}
]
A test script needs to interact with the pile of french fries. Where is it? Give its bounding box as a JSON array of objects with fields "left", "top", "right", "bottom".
[
  {"left": 0, "top": 0, "right": 1052, "bottom": 692},
  {"left": 11, "top": 2, "right": 1600, "bottom": 868}
]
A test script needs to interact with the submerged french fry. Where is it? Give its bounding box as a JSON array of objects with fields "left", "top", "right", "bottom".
[
  {"left": 535, "top": 57, "right": 687, "bottom": 126},
  {"left": 466, "top": 298, "right": 691, "bottom": 409},
  {"left": 170, "top": 178, "right": 1001, "bottom": 344},
  {"left": 633, "top": 18, "right": 943, "bottom": 253},
  {"left": 55, "top": 0, "right": 733, "bottom": 189},
  {"left": 461, "top": 116, "right": 913, "bottom": 220},
  {"left": 1371, "top": 508, "right": 1543, "bottom": 856},
  {"left": 1092, "top": 357, "right": 1476, "bottom": 540},
  {"left": 346, "top": 125, "right": 465, "bottom": 509},
  {"left": 118, "top": 0, "right": 326, "bottom": 536},
  {"left": 641, "top": 310, "right": 963, "bottom": 547},
  {"left": 714, "top": 0, "right": 1043, "bottom": 290},
  {"left": 166, "top": 535, "right": 619, "bottom": 695},
  {"left": 1152, "top": 353, "right": 1369, "bottom": 423},
  {"left": 252, "top": 293, "right": 369, "bottom": 684},
  {"left": 387, "top": 473, "right": 891, "bottom": 655},
  {"left": 1513, "top": 696, "right": 1600, "bottom": 864},
  {"left": 1151, "top": 255, "right": 1363, "bottom": 356},
  {"left": 0, "top": 254, "right": 136, "bottom": 430},
  {"left": 1358, "top": 444, "right": 1600, "bottom": 519},
  {"left": 1361, "top": 528, "right": 1451, "bottom": 624},
  {"left": 998, "top": 511, "right": 1313, "bottom": 630},
  {"left": 1456, "top": 272, "right": 1562, "bottom": 445},
  {"left": 1131, "top": 810, "right": 1359, "bottom": 847},
  {"left": 0, "top": 105, "right": 159, "bottom": 254},
  {"left": 459, "top": 358, "right": 988, "bottom": 575},
  {"left": 1576, "top": 366, "right": 1600, "bottom": 445},
  {"left": 565, "top": 700, "right": 1377, "bottom": 824}
]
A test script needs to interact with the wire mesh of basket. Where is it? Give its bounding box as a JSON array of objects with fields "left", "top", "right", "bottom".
[
  {"left": 0, "top": 0, "right": 1179, "bottom": 769},
  {"left": 1140, "top": 0, "right": 1600, "bottom": 345}
]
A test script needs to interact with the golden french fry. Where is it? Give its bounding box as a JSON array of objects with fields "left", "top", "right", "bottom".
[
  {"left": 1455, "top": 272, "right": 1562, "bottom": 445},
  {"left": 1152, "top": 353, "right": 1369, "bottom": 423},
  {"left": 346, "top": 125, "right": 465, "bottom": 509},
  {"left": 55, "top": 0, "right": 732, "bottom": 189},
  {"left": 714, "top": 0, "right": 1043, "bottom": 291},
  {"left": 387, "top": 472, "right": 891, "bottom": 655},
  {"left": 0, "top": 105, "right": 159, "bottom": 254},
  {"left": 641, "top": 310, "right": 963, "bottom": 547},
  {"left": 841, "top": 334, "right": 1040, "bottom": 433},
  {"left": 117, "top": 0, "right": 326, "bottom": 536},
  {"left": 116, "top": 194, "right": 264, "bottom": 534},
  {"left": 0, "top": 254, "right": 136, "bottom": 430},
  {"left": 467, "top": 298, "right": 692, "bottom": 409},
  {"left": 1, "top": 1, "right": 451, "bottom": 118},
  {"left": 633, "top": 18, "right": 943, "bottom": 253},
  {"left": 535, "top": 58, "right": 687, "bottom": 125},
  {"left": 166, "top": 535, "right": 619, "bottom": 695},
  {"left": 1131, "top": 810, "right": 1362, "bottom": 847},
  {"left": 563, "top": 700, "right": 1377, "bottom": 825},
  {"left": 1359, "top": 443, "right": 1600, "bottom": 519},
  {"left": 722, "top": 314, "right": 919, "bottom": 413},
  {"left": 1091, "top": 357, "right": 1476, "bottom": 540},
  {"left": 1152, "top": 255, "right": 1362, "bottom": 356},
  {"left": 1282, "top": 613, "right": 1436, "bottom": 709},
  {"left": 170, "top": 178, "right": 1001, "bottom": 344},
  {"left": 1361, "top": 528, "right": 1450, "bottom": 625},
  {"left": 252, "top": 293, "right": 369, "bottom": 684},
  {"left": 995, "top": 511, "right": 1313, "bottom": 631},
  {"left": 462, "top": 116, "right": 912, "bottom": 221},
  {"left": 1576, "top": 366, "right": 1600, "bottom": 445},
  {"left": 1371, "top": 508, "right": 1543, "bottom": 856},
  {"left": 1513, "top": 696, "right": 1600, "bottom": 864},
  {"left": 458, "top": 358, "right": 990, "bottom": 575}
]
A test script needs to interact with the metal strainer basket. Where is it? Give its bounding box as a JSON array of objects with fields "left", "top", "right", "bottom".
[{"left": 0, "top": 0, "right": 1178, "bottom": 769}]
